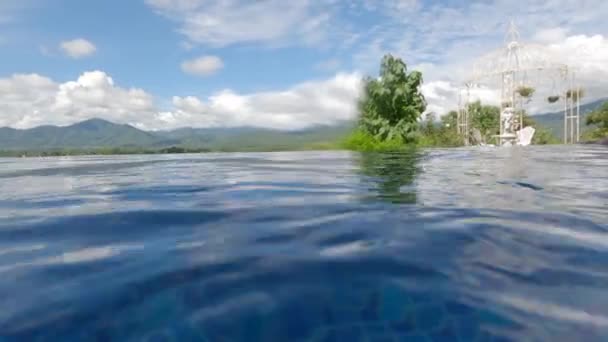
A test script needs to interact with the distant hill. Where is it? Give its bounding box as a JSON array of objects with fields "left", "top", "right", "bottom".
[
  {"left": 532, "top": 98, "right": 607, "bottom": 138},
  {"left": 0, "top": 119, "right": 178, "bottom": 150},
  {"left": 4, "top": 98, "right": 603, "bottom": 152},
  {"left": 156, "top": 123, "right": 354, "bottom": 151},
  {"left": 0, "top": 118, "right": 354, "bottom": 152}
]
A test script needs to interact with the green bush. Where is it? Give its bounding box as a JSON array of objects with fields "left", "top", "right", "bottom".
[
  {"left": 584, "top": 101, "right": 608, "bottom": 140},
  {"left": 342, "top": 129, "right": 409, "bottom": 151}
]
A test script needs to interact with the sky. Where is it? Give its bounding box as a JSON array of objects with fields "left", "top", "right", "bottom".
[{"left": 1, "top": 0, "right": 607, "bottom": 130}]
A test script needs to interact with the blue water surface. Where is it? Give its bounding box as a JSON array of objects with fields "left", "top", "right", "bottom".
[{"left": 0, "top": 146, "right": 607, "bottom": 341}]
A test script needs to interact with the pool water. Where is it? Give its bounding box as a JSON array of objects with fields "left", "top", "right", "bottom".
[{"left": 0, "top": 146, "right": 607, "bottom": 341}]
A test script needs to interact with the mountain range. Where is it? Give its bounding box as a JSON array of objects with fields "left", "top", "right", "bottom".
[
  {"left": 531, "top": 98, "right": 607, "bottom": 138},
  {"left": 0, "top": 119, "right": 178, "bottom": 150},
  {"left": 1, "top": 98, "right": 605, "bottom": 152},
  {"left": 0, "top": 118, "right": 353, "bottom": 152}
]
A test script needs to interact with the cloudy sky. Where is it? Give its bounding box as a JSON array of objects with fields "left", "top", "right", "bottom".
[{"left": 1, "top": 0, "right": 607, "bottom": 130}]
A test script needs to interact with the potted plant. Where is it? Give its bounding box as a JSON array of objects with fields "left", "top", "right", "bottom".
[
  {"left": 516, "top": 86, "right": 535, "bottom": 98},
  {"left": 547, "top": 96, "right": 560, "bottom": 103},
  {"left": 566, "top": 88, "right": 585, "bottom": 101}
]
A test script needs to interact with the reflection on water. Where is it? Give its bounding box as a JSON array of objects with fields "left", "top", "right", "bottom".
[
  {"left": 357, "top": 151, "right": 421, "bottom": 204},
  {"left": 0, "top": 146, "right": 607, "bottom": 341}
]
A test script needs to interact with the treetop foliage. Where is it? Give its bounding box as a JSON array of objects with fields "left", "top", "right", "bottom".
[{"left": 357, "top": 54, "right": 427, "bottom": 143}]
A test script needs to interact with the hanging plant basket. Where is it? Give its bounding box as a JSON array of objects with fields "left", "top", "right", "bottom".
[
  {"left": 502, "top": 101, "right": 512, "bottom": 108},
  {"left": 566, "top": 88, "right": 585, "bottom": 101},
  {"left": 516, "top": 86, "right": 535, "bottom": 98},
  {"left": 547, "top": 96, "right": 560, "bottom": 103}
]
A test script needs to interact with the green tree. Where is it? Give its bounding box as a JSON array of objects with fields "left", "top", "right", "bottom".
[
  {"left": 417, "top": 113, "right": 440, "bottom": 147},
  {"left": 585, "top": 101, "right": 608, "bottom": 140},
  {"left": 467, "top": 101, "right": 500, "bottom": 143},
  {"left": 532, "top": 127, "right": 559, "bottom": 145},
  {"left": 441, "top": 110, "right": 459, "bottom": 129},
  {"left": 417, "top": 112, "right": 463, "bottom": 147},
  {"left": 419, "top": 113, "right": 439, "bottom": 136},
  {"left": 357, "top": 54, "right": 427, "bottom": 143},
  {"left": 456, "top": 103, "right": 558, "bottom": 145}
]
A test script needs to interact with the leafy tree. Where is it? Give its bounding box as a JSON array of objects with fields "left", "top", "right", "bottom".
[
  {"left": 419, "top": 113, "right": 439, "bottom": 136},
  {"left": 357, "top": 54, "right": 427, "bottom": 143},
  {"left": 417, "top": 112, "right": 463, "bottom": 147},
  {"left": 442, "top": 103, "right": 558, "bottom": 146},
  {"left": 585, "top": 101, "right": 608, "bottom": 140},
  {"left": 417, "top": 113, "right": 440, "bottom": 147},
  {"left": 417, "top": 104, "right": 553, "bottom": 148},
  {"left": 531, "top": 127, "right": 559, "bottom": 145},
  {"left": 467, "top": 101, "right": 500, "bottom": 144},
  {"left": 465, "top": 102, "right": 558, "bottom": 145},
  {"left": 441, "top": 110, "right": 459, "bottom": 129}
]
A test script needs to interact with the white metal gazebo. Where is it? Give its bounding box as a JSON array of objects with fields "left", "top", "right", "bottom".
[{"left": 457, "top": 21, "right": 581, "bottom": 146}]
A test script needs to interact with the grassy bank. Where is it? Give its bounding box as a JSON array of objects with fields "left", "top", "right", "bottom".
[
  {"left": 341, "top": 130, "right": 414, "bottom": 151},
  {"left": 0, "top": 142, "right": 347, "bottom": 158}
]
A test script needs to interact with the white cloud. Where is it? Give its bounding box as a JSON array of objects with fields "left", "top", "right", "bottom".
[
  {"left": 421, "top": 81, "right": 457, "bottom": 115},
  {"left": 549, "top": 35, "right": 608, "bottom": 77},
  {"left": 142, "top": 0, "right": 608, "bottom": 117},
  {"left": 0, "top": 71, "right": 362, "bottom": 131},
  {"left": 534, "top": 27, "right": 570, "bottom": 44},
  {"left": 157, "top": 72, "right": 363, "bottom": 130},
  {"left": 416, "top": 32, "right": 608, "bottom": 116},
  {"left": 388, "top": 32, "right": 608, "bottom": 117},
  {"left": 346, "top": 0, "right": 608, "bottom": 115},
  {"left": 417, "top": 31, "right": 608, "bottom": 116},
  {"left": 5, "top": 0, "right": 608, "bottom": 131},
  {"left": 545, "top": 34, "right": 608, "bottom": 103},
  {"left": 421, "top": 81, "right": 500, "bottom": 116},
  {"left": 181, "top": 55, "right": 224, "bottom": 76},
  {"left": 0, "top": 71, "right": 156, "bottom": 129},
  {"left": 145, "top": 0, "right": 340, "bottom": 47},
  {"left": 59, "top": 39, "right": 97, "bottom": 59},
  {"left": 0, "top": 74, "right": 57, "bottom": 128}
]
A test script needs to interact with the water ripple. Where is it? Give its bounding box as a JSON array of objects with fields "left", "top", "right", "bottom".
[{"left": 0, "top": 146, "right": 607, "bottom": 341}]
